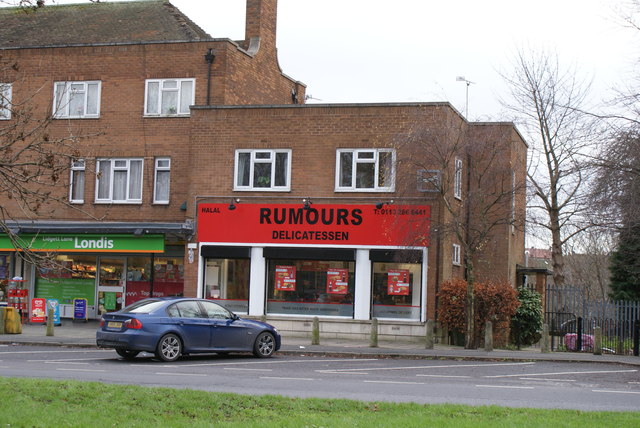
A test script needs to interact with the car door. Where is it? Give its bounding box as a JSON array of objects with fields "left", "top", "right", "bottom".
[
  {"left": 199, "top": 300, "right": 251, "bottom": 350},
  {"left": 168, "top": 301, "right": 210, "bottom": 351}
]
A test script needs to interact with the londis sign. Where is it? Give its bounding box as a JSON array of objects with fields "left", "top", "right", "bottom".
[
  {"left": 0, "top": 234, "right": 164, "bottom": 253},
  {"left": 198, "top": 204, "right": 430, "bottom": 247}
]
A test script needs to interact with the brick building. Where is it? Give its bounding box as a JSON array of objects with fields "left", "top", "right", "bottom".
[{"left": 0, "top": 0, "right": 525, "bottom": 340}]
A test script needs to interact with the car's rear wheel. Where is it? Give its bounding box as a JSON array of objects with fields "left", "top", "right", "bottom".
[
  {"left": 115, "top": 349, "right": 139, "bottom": 360},
  {"left": 253, "top": 332, "right": 275, "bottom": 358},
  {"left": 155, "top": 333, "right": 182, "bottom": 362}
]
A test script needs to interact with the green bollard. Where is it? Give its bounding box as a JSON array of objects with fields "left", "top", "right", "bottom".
[
  {"left": 369, "top": 318, "right": 379, "bottom": 348},
  {"left": 311, "top": 317, "right": 320, "bottom": 345},
  {"left": 0, "top": 307, "right": 5, "bottom": 334},
  {"left": 425, "top": 319, "right": 434, "bottom": 349},
  {"left": 593, "top": 326, "right": 602, "bottom": 355},
  {"left": 541, "top": 323, "right": 550, "bottom": 353},
  {"left": 484, "top": 320, "right": 493, "bottom": 352},
  {"left": 46, "top": 307, "right": 54, "bottom": 337}
]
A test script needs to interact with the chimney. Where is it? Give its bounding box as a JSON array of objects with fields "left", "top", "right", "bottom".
[{"left": 244, "top": 0, "right": 277, "bottom": 55}]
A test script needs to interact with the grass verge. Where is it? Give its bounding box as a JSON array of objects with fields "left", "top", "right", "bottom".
[{"left": 0, "top": 377, "right": 637, "bottom": 427}]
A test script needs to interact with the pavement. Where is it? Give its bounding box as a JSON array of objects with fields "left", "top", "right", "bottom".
[{"left": 2, "top": 320, "right": 640, "bottom": 366}]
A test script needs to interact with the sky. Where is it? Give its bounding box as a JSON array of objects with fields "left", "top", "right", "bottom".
[
  {"left": 168, "top": 0, "right": 638, "bottom": 121},
  {"left": 8, "top": 0, "right": 637, "bottom": 121}
]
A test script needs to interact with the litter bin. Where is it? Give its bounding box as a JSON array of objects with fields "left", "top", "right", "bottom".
[{"left": 4, "top": 306, "right": 22, "bottom": 334}]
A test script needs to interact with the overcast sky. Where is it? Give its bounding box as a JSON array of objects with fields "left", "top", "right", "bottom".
[
  {"left": 169, "top": 0, "right": 638, "bottom": 121},
  {"left": 10, "top": 0, "right": 639, "bottom": 120}
]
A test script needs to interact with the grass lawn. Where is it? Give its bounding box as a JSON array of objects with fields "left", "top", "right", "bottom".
[{"left": 0, "top": 377, "right": 637, "bottom": 427}]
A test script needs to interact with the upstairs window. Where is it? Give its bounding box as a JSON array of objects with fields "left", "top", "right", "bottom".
[
  {"left": 452, "top": 243, "right": 461, "bottom": 266},
  {"left": 95, "top": 158, "right": 143, "bottom": 204},
  {"left": 154, "top": 158, "right": 171, "bottom": 204},
  {"left": 53, "top": 81, "right": 101, "bottom": 118},
  {"left": 69, "top": 159, "right": 85, "bottom": 204},
  {"left": 0, "top": 83, "right": 11, "bottom": 119},
  {"left": 336, "top": 149, "right": 395, "bottom": 192},
  {"left": 234, "top": 149, "right": 291, "bottom": 191},
  {"left": 454, "top": 157, "right": 463, "bottom": 199},
  {"left": 145, "top": 78, "right": 194, "bottom": 116}
]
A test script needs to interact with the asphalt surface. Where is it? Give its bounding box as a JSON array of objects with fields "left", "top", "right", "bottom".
[{"left": 1, "top": 320, "right": 639, "bottom": 366}]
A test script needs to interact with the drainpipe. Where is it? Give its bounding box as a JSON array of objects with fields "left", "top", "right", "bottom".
[{"left": 204, "top": 49, "right": 215, "bottom": 106}]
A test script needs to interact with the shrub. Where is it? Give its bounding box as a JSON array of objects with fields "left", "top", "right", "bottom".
[
  {"left": 438, "top": 278, "right": 520, "bottom": 346},
  {"left": 510, "top": 287, "right": 543, "bottom": 348}
]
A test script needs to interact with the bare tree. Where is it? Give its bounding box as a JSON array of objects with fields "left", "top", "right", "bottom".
[
  {"left": 1, "top": 53, "right": 97, "bottom": 268},
  {"left": 502, "top": 50, "right": 597, "bottom": 286},
  {"left": 396, "top": 117, "right": 525, "bottom": 349}
]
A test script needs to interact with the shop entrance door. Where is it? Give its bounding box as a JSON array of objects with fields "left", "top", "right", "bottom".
[{"left": 98, "top": 257, "right": 126, "bottom": 315}]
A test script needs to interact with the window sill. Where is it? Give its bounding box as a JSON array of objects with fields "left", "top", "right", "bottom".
[
  {"left": 94, "top": 201, "right": 143, "bottom": 205},
  {"left": 53, "top": 116, "right": 100, "bottom": 120},
  {"left": 233, "top": 188, "right": 291, "bottom": 192},
  {"left": 334, "top": 188, "right": 395, "bottom": 193},
  {"left": 143, "top": 114, "right": 190, "bottom": 118}
]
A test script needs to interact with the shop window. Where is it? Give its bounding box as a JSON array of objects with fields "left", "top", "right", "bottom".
[
  {"left": 234, "top": 149, "right": 291, "bottom": 191},
  {"left": 95, "top": 158, "right": 143, "bottom": 203},
  {"left": 0, "top": 83, "right": 12, "bottom": 119},
  {"left": 336, "top": 149, "right": 395, "bottom": 192},
  {"left": 0, "top": 254, "right": 11, "bottom": 302},
  {"left": 153, "top": 158, "right": 171, "bottom": 204},
  {"left": 125, "top": 256, "right": 152, "bottom": 306},
  {"left": 267, "top": 259, "right": 355, "bottom": 317},
  {"left": 144, "top": 78, "right": 194, "bottom": 116},
  {"left": 53, "top": 81, "right": 101, "bottom": 118},
  {"left": 34, "top": 254, "right": 96, "bottom": 306},
  {"left": 204, "top": 258, "right": 250, "bottom": 314},
  {"left": 153, "top": 256, "right": 184, "bottom": 299},
  {"left": 69, "top": 159, "right": 85, "bottom": 203},
  {"left": 372, "top": 261, "right": 422, "bottom": 320},
  {"left": 454, "top": 157, "right": 463, "bottom": 199}
]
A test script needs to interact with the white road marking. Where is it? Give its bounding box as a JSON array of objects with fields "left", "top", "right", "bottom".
[
  {"left": 0, "top": 366, "right": 9, "bottom": 369},
  {"left": 260, "top": 376, "right": 315, "bottom": 381},
  {"left": 156, "top": 358, "right": 377, "bottom": 368},
  {"left": 476, "top": 385, "right": 535, "bottom": 390},
  {"left": 364, "top": 380, "right": 426, "bottom": 385},
  {"left": 56, "top": 368, "right": 106, "bottom": 372},
  {"left": 156, "top": 372, "right": 204, "bottom": 377},
  {"left": 519, "top": 377, "right": 576, "bottom": 382},
  {"left": 223, "top": 368, "right": 273, "bottom": 372},
  {"left": 43, "top": 362, "right": 90, "bottom": 365},
  {"left": 486, "top": 369, "right": 637, "bottom": 378},
  {"left": 417, "top": 374, "right": 472, "bottom": 378},
  {"left": 3, "top": 350, "right": 112, "bottom": 357},
  {"left": 316, "top": 371, "right": 369, "bottom": 375},
  {"left": 592, "top": 389, "right": 640, "bottom": 395},
  {"left": 319, "top": 361, "right": 535, "bottom": 373}
]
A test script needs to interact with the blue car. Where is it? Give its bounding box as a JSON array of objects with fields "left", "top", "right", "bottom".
[{"left": 96, "top": 297, "right": 281, "bottom": 362}]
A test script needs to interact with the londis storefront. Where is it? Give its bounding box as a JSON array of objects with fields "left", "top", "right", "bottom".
[
  {"left": 196, "top": 203, "right": 430, "bottom": 323},
  {"left": 0, "top": 232, "right": 186, "bottom": 320}
]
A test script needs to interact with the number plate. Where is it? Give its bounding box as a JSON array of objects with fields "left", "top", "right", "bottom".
[{"left": 107, "top": 321, "right": 122, "bottom": 329}]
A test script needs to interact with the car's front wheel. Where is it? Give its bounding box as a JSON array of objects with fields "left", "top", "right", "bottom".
[
  {"left": 115, "top": 349, "right": 140, "bottom": 360},
  {"left": 155, "top": 333, "right": 182, "bottom": 362},
  {"left": 253, "top": 332, "right": 276, "bottom": 358}
]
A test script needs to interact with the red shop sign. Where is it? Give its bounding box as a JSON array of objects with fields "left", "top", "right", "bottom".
[{"left": 198, "top": 204, "right": 430, "bottom": 247}]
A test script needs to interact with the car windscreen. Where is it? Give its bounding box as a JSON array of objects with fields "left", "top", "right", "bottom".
[{"left": 122, "top": 300, "right": 166, "bottom": 313}]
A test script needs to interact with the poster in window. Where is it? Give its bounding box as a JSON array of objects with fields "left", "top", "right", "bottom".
[
  {"left": 387, "top": 269, "right": 410, "bottom": 296},
  {"left": 275, "top": 265, "right": 296, "bottom": 291},
  {"left": 326, "top": 268, "right": 349, "bottom": 294}
]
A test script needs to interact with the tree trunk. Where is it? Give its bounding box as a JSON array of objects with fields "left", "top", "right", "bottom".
[{"left": 464, "top": 256, "right": 476, "bottom": 349}]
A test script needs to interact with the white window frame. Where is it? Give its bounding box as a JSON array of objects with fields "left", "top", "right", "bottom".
[
  {"left": 144, "top": 78, "right": 195, "bottom": 116},
  {"left": 452, "top": 243, "right": 461, "bottom": 266},
  {"left": 153, "top": 158, "right": 171, "bottom": 204},
  {"left": 0, "top": 83, "right": 12, "bottom": 120},
  {"left": 453, "top": 157, "right": 463, "bottom": 199},
  {"left": 335, "top": 148, "right": 396, "bottom": 192},
  {"left": 53, "top": 81, "right": 101, "bottom": 119},
  {"left": 95, "top": 158, "right": 144, "bottom": 204},
  {"left": 69, "top": 159, "right": 85, "bottom": 204},
  {"left": 417, "top": 169, "right": 441, "bottom": 193},
  {"left": 234, "top": 149, "right": 291, "bottom": 192}
]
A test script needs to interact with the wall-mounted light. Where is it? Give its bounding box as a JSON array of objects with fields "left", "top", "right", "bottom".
[
  {"left": 229, "top": 198, "right": 240, "bottom": 211},
  {"left": 302, "top": 198, "right": 313, "bottom": 210},
  {"left": 375, "top": 200, "right": 394, "bottom": 209}
]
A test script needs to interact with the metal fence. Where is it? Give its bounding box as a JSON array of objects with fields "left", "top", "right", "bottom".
[{"left": 545, "top": 284, "right": 640, "bottom": 355}]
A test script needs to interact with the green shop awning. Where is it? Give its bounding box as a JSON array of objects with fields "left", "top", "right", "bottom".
[{"left": 0, "top": 234, "right": 164, "bottom": 253}]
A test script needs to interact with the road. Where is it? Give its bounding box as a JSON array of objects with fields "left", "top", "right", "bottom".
[{"left": 1, "top": 345, "right": 639, "bottom": 411}]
